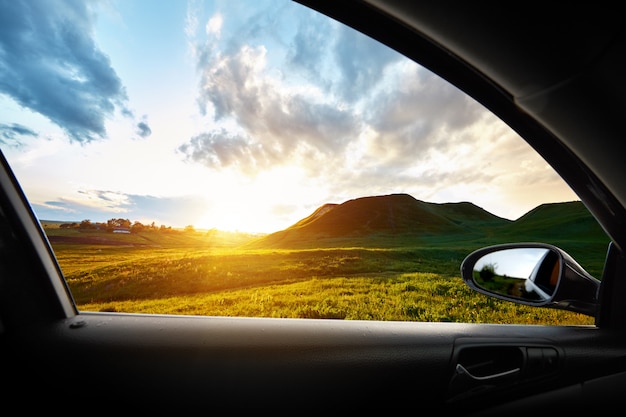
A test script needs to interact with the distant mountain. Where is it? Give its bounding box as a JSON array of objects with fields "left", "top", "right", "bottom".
[
  {"left": 503, "top": 201, "right": 607, "bottom": 241},
  {"left": 246, "top": 193, "right": 512, "bottom": 248},
  {"left": 42, "top": 194, "right": 608, "bottom": 251}
]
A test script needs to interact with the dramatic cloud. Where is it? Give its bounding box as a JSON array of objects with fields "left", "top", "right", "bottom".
[
  {"left": 182, "top": 39, "right": 358, "bottom": 174},
  {"left": 331, "top": 23, "right": 403, "bottom": 102},
  {"left": 32, "top": 190, "right": 209, "bottom": 227},
  {"left": 179, "top": 6, "right": 490, "bottom": 183},
  {"left": 37, "top": 200, "right": 79, "bottom": 216},
  {"left": 0, "top": 1, "right": 128, "bottom": 143},
  {"left": 75, "top": 190, "right": 133, "bottom": 212},
  {"left": 3, "top": 0, "right": 578, "bottom": 232},
  {"left": 179, "top": 128, "right": 266, "bottom": 173},
  {"left": 136, "top": 120, "right": 152, "bottom": 138},
  {"left": 181, "top": 6, "right": 410, "bottom": 176},
  {"left": 0, "top": 123, "right": 38, "bottom": 145}
]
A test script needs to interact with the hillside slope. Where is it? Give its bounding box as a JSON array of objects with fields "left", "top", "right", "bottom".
[
  {"left": 246, "top": 193, "right": 511, "bottom": 248},
  {"left": 503, "top": 201, "right": 608, "bottom": 242}
]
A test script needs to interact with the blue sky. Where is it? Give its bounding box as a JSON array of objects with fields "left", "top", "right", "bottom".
[{"left": 0, "top": 0, "right": 578, "bottom": 233}]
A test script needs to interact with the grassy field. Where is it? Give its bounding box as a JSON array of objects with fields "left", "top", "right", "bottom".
[{"left": 42, "top": 224, "right": 604, "bottom": 325}]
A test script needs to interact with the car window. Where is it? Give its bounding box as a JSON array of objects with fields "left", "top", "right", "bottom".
[{"left": 0, "top": 0, "right": 608, "bottom": 325}]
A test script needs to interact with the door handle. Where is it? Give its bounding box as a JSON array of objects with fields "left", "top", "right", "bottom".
[
  {"left": 455, "top": 363, "right": 520, "bottom": 381},
  {"left": 447, "top": 341, "right": 561, "bottom": 403}
]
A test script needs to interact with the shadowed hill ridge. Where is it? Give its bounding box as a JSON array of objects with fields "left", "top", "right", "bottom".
[
  {"left": 286, "top": 194, "right": 466, "bottom": 235},
  {"left": 422, "top": 200, "right": 511, "bottom": 227},
  {"left": 289, "top": 203, "right": 338, "bottom": 229},
  {"left": 505, "top": 200, "right": 607, "bottom": 241},
  {"left": 247, "top": 193, "right": 512, "bottom": 249}
]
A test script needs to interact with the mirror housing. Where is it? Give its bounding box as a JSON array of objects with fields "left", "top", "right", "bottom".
[{"left": 460, "top": 243, "right": 601, "bottom": 317}]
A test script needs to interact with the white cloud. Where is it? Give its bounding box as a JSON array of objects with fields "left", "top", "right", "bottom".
[
  {"left": 206, "top": 13, "right": 223, "bottom": 37},
  {"left": 1, "top": 0, "right": 578, "bottom": 232}
]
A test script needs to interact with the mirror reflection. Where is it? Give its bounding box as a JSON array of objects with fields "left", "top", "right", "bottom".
[{"left": 472, "top": 248, "right": 561, "bottom": 302}]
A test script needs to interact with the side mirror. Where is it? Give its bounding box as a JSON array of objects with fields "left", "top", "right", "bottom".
[{"left": 460, "top": 243, "right": 601, "bottom": 317}]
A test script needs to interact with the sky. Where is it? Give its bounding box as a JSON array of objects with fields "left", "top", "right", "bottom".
[{"left": 0, "top": 0, "right": 578, "bottom": 234}]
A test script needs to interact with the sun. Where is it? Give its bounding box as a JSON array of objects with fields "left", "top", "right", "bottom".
[{"left": 192, "top": 166, "right": 326, "bottom": 234}]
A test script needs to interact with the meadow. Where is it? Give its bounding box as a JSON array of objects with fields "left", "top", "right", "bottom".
[{"left": 43, "top": 224, "right": 602, "bottom": 325}]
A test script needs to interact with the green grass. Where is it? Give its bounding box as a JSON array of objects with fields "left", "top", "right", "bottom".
[
  {"left": 45, "top": 226, "right": 600, "bottom": 326},
  {"left": 79, "top": 272, "right": 593, "bottom": 325}
]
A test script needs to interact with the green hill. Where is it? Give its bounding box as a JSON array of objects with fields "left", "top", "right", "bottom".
[
  {"left": 246, "top": 193, "right": 511, "bottom": 249},
  {"left": 245, "top": 194, "right": 609, "bottom": 250},
  {"left": 503, "top": 201, "right": 607, "bottom": 241}
]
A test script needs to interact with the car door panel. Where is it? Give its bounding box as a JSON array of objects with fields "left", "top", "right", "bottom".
[{"left": 4, "top": 311, "right": 626, "bottom": 412}]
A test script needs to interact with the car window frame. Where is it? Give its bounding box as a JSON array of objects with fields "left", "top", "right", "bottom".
[
  {"left": 0, "top": 0, "right": 623, "bottom": 331},
  {"left": 3, "top": 2, "right": 626, "bottom": 412}
]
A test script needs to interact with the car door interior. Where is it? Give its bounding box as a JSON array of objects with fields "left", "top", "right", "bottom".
[
  {"left": 3, "top": 0, "right": 626, "bottom": 414},
  {"left": 3, "top": 145, "right": 626, "bottom": 412}
]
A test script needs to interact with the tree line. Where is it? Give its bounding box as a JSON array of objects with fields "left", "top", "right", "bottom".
[{"left": 58, "top": 218, "right": 195, "bottom": 233}]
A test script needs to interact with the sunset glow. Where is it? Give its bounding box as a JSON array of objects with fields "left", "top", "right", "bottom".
[{"left": 0, "top": 0, "right": 578, "bottom": 233}]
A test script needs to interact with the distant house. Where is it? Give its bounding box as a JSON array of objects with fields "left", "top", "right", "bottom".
[{"left": 113, "top": 228, "right": 131, "bottom": 234}]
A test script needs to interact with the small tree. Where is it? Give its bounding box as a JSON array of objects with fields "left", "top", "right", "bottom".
[
  {"left": 131, "top": 221, "right": 145, "bottom": 233},
  {"left": 79, "top": 219, "right": 95, "bottom": 229},
  {"left": 478, "top": 263, "right": 497, "bottom": 282}
]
